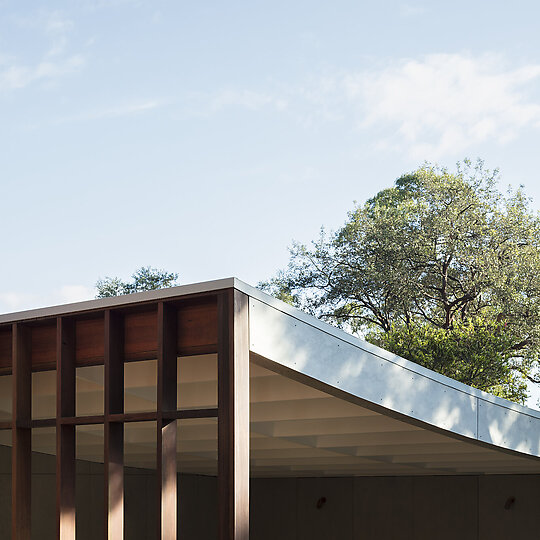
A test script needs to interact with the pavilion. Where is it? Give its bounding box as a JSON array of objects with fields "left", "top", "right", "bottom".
[{"left": 0, "top": 278, "right": 539, "bottom": 539}]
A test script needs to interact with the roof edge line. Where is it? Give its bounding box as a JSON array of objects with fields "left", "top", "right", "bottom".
[
  {"left": 234, "top": 279, "right": 540, "bottom": 420},
  {"left": 0, "top": 277, "right": 237, "bottom": 324}
]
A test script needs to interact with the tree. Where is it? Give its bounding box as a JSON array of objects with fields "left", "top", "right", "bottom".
[
  {"left": 96, "top": 266, "right": 179, "bottom": 298},
  {"left": 261, "top": 160, "right": 540, "bottom": 403}
]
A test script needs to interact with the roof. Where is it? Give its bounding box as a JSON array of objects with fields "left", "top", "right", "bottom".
[{"left": 2, "top": 277, "right": 540, "bottom": 474}]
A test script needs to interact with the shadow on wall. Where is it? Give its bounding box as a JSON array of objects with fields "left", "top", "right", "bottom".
[
  {"left": 0, "top": 446, "right": 218, "bottom": 540},
  {"left": 0, "top": 445, "right": 539, "bottom": 540}
]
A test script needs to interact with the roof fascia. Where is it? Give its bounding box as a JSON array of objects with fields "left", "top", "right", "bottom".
[
  {"left": 0, "top": 278, "right": 236, "bottom": 325},
  {"left": 234, "top": 278, "right": 540, "bottom": 421}
]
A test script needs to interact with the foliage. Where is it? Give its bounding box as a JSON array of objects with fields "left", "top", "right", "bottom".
[
  {"left": 261, "top": 160, "right": 540, "bottom": 403},
  {"left": 96, "top": 266, "right": 179, "bottom": 298}
]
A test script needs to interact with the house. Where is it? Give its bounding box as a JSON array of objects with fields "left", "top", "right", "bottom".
[{"left": 0, "top": 278, "right": 539, "bottom": 539}]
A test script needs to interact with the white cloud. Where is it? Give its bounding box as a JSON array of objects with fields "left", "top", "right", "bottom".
[
  {"left": 58, "top": 99, "right": 165, "bottom": 123},
  {"left": 0, "top": 292, "right": 34, "bottom": 312},
  {"left": 345, "top": 53, "right": 540, "bottom": 158},
  {"left": 57, "top": 285, "right": 95, "bottom": 304},
  {"left": 203, "top": 53, "right": 540, "bottom": 158},
  {"left": 0, "top": 9, "right": 83, "bottom": 92},
  {"left": 12, "top": 9, "right": 73, "bottom": 36},
  {"left": 0, "top": 55, "right": 84, "bottom": 91},
  {"left": 44, "top": 11, "right": 74, "bottom": 35}
]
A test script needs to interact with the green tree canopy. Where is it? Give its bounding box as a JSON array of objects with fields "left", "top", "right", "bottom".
[
  {"left": 262, "top": 160, "right": 540, "bottom": 403},
  {"left": 96, "top": 266, "right": 179, "bottom": 298}
]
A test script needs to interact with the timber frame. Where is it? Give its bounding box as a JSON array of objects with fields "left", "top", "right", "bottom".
[
  {"left": 2, "top": 277, "right": 540, "bottom": 540},
  {"left": 0, "top": 284, "right": 249, "bottom": 540}
]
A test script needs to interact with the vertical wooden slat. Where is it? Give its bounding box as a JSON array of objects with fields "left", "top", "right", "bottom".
[
  {"left": 104, "top": 310, "right": 124, "bottom": 540},
  {"left": 12, "top": 323, "right": 31, "bottom": 540},
  {"left": 157, "top": 302, "right": 177, "bottom": 540},
  {"left": 57, "top": 317, "right": 76, "bottom": 540},
  {"left": 218, "top": 289, "right": 250, "bottom": 540}
]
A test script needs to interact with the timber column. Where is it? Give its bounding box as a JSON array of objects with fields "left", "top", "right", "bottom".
[
  {"left": 12, "top": 323, "right": 31, "bottom": 540},
  {"left": 56, "top": 317, "right": 76, "bottom": 540},
  {"left": 157, "top": 302, "right": 178, "bottom": 540},
  {"left": 218, "top": 289, "right": 250, "bottom": 540},
  {"left": 104, "top": 310, "right": 124, "bottom": 540}
]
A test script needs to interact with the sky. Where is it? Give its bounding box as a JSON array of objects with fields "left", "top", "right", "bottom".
[{"left": 2, "top": 2, "right": 540, "bottom": 403}]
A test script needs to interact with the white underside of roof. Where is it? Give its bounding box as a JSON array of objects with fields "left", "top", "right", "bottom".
[{"left": 246, "top": 290, "right": 540, "bottom": 462}]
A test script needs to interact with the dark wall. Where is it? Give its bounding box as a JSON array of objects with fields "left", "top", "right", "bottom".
[
  {"left": 0, "top": 446, "right": 218, "bottom": 540},
  {"left": 251, "top": 475, "right": 540, "bottom": 540},
  {"left": 0, "top": 445, "right": 539, "bottom": 540}
]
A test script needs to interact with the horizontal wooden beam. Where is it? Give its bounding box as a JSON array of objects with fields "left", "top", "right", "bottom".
[
  {"left": 60, "top": 416, "right": 105, "bottom": 426},
  {"left": 164, "top": 408, "right": 218, "bottom": 420},
  {"left": 109, "top": 412, "right": 156, "bottom": 423},
  {"left": 32, "top": 408, "right": 219, "bottom": 426},
  {"left": 32, "top": 419, "right": 56, "bottom": 428}
]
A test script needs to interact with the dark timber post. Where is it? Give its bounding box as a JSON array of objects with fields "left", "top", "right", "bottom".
[
  {"left": 57, "top": 317, "right": 76, "bottom": 540},
  {"left": 157, "top": 302, "right": 178, "bottom": 540},
  {"left": 104, "top": 310, "right": 124, "bottom": 540},
  {"left": 12, "top": 323, "right": 31, "bottom": 540},
  {"left": 218, "top": 289, "right": 250, "bottom": 540}
]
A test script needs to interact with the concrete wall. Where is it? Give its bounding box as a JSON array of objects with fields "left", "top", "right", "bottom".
[{"left": 1, "top": 446, "right": 539, "bottom": 539}]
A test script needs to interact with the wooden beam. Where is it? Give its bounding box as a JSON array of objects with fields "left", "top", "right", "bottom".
[
  {"left": 59, "top": 415, "right": 105, "bottom": 426},
  {"left": 163, "top": 408, "right": 218, "bottom": 420},
  {"left": 157, "top": 302, "right": 177, "bottom": 540},
  {"left": 104, "top": 310, "right": 124, "bottom": 540},
  {"left": 218, "top": 290, "right": 250, "bottom": 540},
  {"left": 12, "top": 323, "right": 31, "bottom": 540},
  {"left": 108, "top": 412, "right": 156, "bottom": 423},
  {"left": 56, "top": 317, "right": 76, "bottom": 540},
  {"left": 53, "top": 408, "right": 217, "bottom": 425}
]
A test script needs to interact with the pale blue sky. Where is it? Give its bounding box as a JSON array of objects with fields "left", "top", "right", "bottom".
[
  {"left": 3, "top": 0, "right": 540, "bottom": 310},
  {"left": 2, "top": 1, "right": 540, "bottom": 405}
]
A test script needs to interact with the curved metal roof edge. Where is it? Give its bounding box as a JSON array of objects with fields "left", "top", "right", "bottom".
[{"left": 233, "top": 278, "right": 540, "bottom": 422}]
